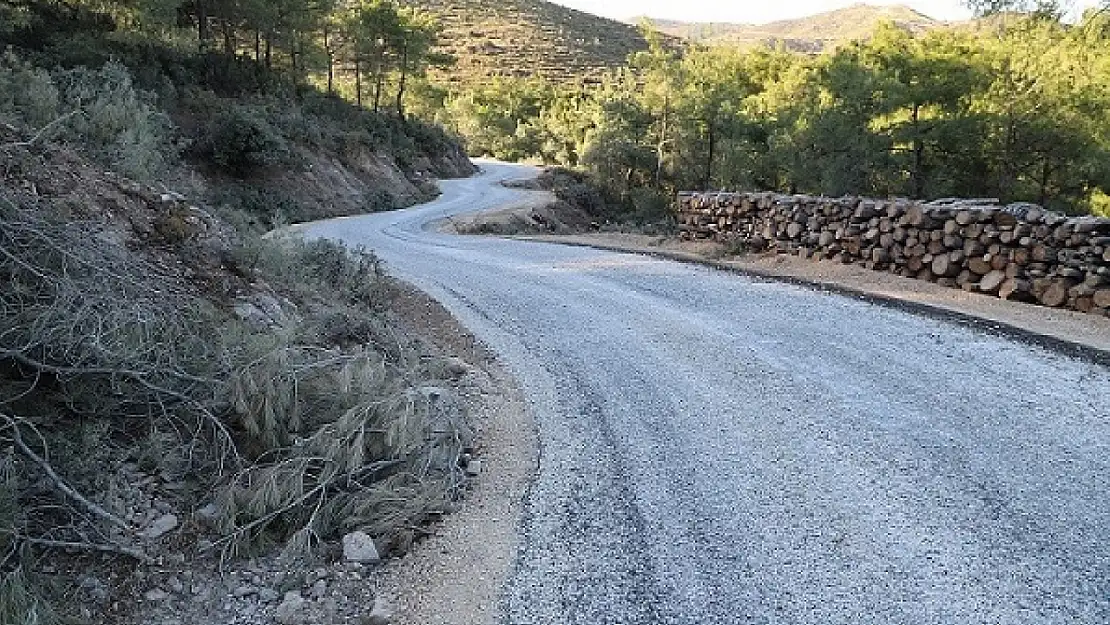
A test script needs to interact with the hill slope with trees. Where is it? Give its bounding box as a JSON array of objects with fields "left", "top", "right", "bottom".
[
  {"left": 399, "top": 0, "right": 657, "bottom": 84},
  {"left": 436, "top": 12, "right": 1110, "bottom": 218},
  {"left": 636, "top": 4, "right": 943, "bottom": 52}
]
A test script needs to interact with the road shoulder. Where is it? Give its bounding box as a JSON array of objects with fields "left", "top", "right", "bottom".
[
  {"left": 523, "top": 232, "right": 1110, "bottom": 363},
  {"left": 376, "top": 284, "right": 537, "bottom": 625}
]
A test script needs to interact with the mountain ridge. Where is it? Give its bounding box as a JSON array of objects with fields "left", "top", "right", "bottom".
[{"left": 630, "top": 3, "right": 946, "bottom": 53}]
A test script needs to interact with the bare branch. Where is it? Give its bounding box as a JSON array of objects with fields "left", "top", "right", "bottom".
[
  {"left": 1, "top": 412, "right": 133, "bottom": 531},
  {"left": 9, "top": 533, "right": 152, "bottom": 563},
  {"left": 0, "top": 111, "right": 80, "bottom": 150}
]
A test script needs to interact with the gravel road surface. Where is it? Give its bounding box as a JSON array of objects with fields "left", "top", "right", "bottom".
[{"left": 298, "top": 162, "right": 1110, "bottom": 625}]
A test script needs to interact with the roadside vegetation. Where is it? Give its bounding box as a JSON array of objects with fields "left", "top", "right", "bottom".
[{"left": 1, "top": 1, "right": 478, "bottom": 623}]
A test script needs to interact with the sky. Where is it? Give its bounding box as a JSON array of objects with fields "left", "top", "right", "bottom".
[{"left": 548, "top": 0, "right": 1102, "bottom": 24}]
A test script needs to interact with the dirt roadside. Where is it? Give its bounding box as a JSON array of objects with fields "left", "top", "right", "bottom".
[
  {"left": 523, "top": 232, "right": 1110, "bottom": 360},
  {"left": 375, "top": 286, "right": 537, "bottom": 625}
]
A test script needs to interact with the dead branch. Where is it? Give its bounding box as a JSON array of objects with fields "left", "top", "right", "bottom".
[
  {"left": 0, "top": 111, "right": 80, "bottom": 150},
  {"left": 1, "top": 412, "right": 132, "bottom": 531},
  {"left": 10, "top": 533, "right": 152, "bottom": 563}
]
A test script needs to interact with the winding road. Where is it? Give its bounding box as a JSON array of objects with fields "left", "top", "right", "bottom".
[{"left": 300, "top": 162, "right": 1110, "bottom": 625}]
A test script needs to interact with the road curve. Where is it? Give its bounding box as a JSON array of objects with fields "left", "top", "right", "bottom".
[{"left": 299, "top": 162, "right": 1110, "bottom": 625}]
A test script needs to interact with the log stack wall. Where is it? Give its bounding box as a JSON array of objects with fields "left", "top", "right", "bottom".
[{"left": 675, "top": 192, "right": 1110, "bottom": 315}]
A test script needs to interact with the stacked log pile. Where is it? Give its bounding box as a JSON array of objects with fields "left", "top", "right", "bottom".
[{"left": 675, "top": 192, "right": 1110, "bottom": 315}]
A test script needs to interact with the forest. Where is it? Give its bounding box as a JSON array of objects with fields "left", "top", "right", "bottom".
[
  {"left": 4, "top": 2, "right": 1109, "bottom": 217},
  {"left": 430, "top": 12, "right": 1110, "bottom": 217},
  {"left": 2, "top": 0, "right": 448, "bottom": 115}
]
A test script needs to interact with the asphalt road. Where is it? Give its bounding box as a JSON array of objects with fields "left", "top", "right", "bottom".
[{"left": 299, "top": 162, "right": 1110, "bottom": 625}]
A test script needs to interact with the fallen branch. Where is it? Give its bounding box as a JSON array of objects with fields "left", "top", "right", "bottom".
[
  {"left": 11, "top": 534, "right": 152, "bottom": 563},
  {"left": 0, "top": 412, "right": 132, "bottom": 531},
  {"left": 0, "top": 111, "right": 80, "bottom": 150}
]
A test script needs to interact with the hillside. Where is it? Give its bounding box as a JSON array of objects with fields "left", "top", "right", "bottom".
[
  {"left": 399, "top": 0, "right": 655, "bottom": 84},
  {"left": 636, "top": 4, "right": 943, "bottom": 53},
  {"left": 1, "top": 4, "right": 482, "bottom": 623}
]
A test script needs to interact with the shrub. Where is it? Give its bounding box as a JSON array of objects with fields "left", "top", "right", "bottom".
[
  {"left": 214, "top": 184, "right": 308, "bottom": 230},
  {"left": 201, "top": 106, "right": 289, "bottom": 178},
  {"left": 53, "top": 61, "right": 175, "bottom": 179},
  {"left": 0, "top": 52, "right": 60, "bottom": 128},
  {"left": 0, "top": 54, "right": 174, "bottom": 180},
  {"left": 628, "top": 187, "right": 672, "bottom": 225}
]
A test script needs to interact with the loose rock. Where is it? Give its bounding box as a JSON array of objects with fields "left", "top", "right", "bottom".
[
  {"left": 274, "top": 591, "right": 307, "bottom": 625},
  {"left": 142, "top": 513, "right": 179, "bottom": 540},
  {"left": 342, "top": 531, "right": 381, "bottom": 564}
]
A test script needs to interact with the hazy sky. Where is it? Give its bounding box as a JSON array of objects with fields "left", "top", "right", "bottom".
[{"left": 548, "top": 0, "right": 975, "bottom": 23}]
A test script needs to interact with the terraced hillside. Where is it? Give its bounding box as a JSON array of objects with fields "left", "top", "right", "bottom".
[
  {"left": 400, "top": 0, "right": 654, "bottom": 84},
  {"left": 638, "top": 4, "right": 942, "bottom": 53}
]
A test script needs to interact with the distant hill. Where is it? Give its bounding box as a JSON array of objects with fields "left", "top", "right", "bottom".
[
  {"left": 400, "top": 0, "right": 658, "bottom": 84},
  {"left": 634, "top": 4, "right": 944, "bottom": 53}
]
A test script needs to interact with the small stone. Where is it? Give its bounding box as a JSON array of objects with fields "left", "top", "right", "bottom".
[
  {"left": 233, "top": 585, "right": 257, "bottom": 598},
  {"left": 443, "top": 357, "right": 470, "bottom": 378},
  {"left": 143, "top": 588, "right": 170, "bottom": 602},
  {"left": 274, "top": 591, "right": 307, "bottom": 625},
  {"left": 417, "top": 386, "right": 445, "bottom": 401},
  {"left": 167, "top": 577, "right": 185, "bottom": 594},
  {"left": 142, "top": 513, "right": 179, "bottom": 540},
  {"left": 342, "top": 531, "right": 380, "bottom": 564},
  {"left": 258, "top": 587, "right": 281, "bottom": 603},
  {"left": 195, "top": 502, "right": 221, "bottom": 525},
  {"left": 465, "top": 459, "right": 483, "bottom": 477},
  {"left": 362, "top": 598, "right": 392, "bottom": 625},
  {"left": 309, "top": 579, "right": 327, "bottom": 600}
]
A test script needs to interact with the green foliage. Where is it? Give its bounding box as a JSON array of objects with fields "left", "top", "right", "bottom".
[
  {"left": 213, "top": 184, "right": 307, "bottom": 229},
  {"left": 200, "top": 106, "right": 290, "bottom": 177},
  {"left": 435, "top": 13, "right": 1110, "bottom": 215},
  {"left": 0, "top": 568, "right": 58, "bottom": 625},
  {"left": 0, "top": 54, "right": 174, "bottom": 180}
]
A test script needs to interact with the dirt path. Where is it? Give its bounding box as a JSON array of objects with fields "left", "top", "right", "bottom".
[{"left": 525, "top": 232, "right": 1110, "bottom": 360}]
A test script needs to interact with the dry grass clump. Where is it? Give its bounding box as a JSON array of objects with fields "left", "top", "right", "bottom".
[{"left": 215, "top": 345, "right": 471, "bottom": 559}]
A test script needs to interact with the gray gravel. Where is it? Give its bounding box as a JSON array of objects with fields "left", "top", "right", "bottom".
[{"left": 299, "top": 161, "right": 1110, "bottom": 625}]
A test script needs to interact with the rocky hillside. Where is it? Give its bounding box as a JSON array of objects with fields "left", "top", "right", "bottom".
[
  {"left": 637, "top": 4, "right": 943, "bottom": 53},
  {"left": 399, "top": 0, "right": 656, "bottom": 84}
]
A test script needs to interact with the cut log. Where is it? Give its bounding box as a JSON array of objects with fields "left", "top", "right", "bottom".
[
  {"left": 904, "top": 205, "right": 936, "bottom": 228},
  {"left": 968, "top": 257, "right": 993, "bottom": 275},
  {"left": 931, "top": 254, "right": 960, "bottom": 278},
  {"left": 1039, "top": 281, "right": 1074, "bottom": 308},
  {"left": 1093, "top": 289, "right": 1110, "bottom": 309},
  {"left": 956, "top": 270, "right": 974, "bottom": 287},
  {"left": 979, "top": 270, "right": 1007, "bottom": 294},
  {"left": 1000, "top": 278, "right": 1034, "bottom": 302}
]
